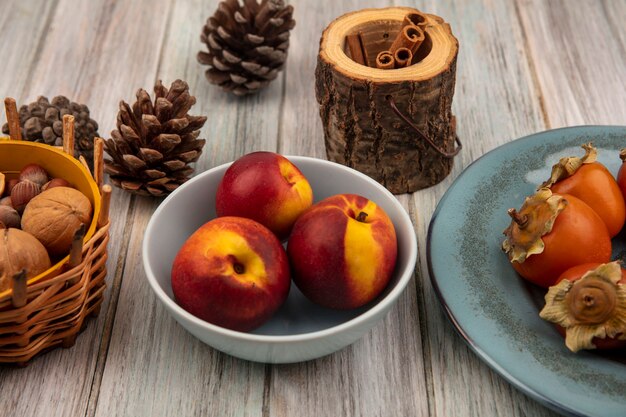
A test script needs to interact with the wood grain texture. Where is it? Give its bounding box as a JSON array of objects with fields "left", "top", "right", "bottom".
[
  {"left": 401, "top": 0, "right": 558, "bottom": 416},
  {"left": 0, "top": 0, "right": 58, "bottom": 119},
  {"left": 517, "top": 0, "right": 626, "bottom": 127},
  {"left": 91, "top": 0, "right": 285, "bottom": 416},
  {"left": 278, "top": 0, "right": 338, "bottom": 158},
  {"left": 601, "top": 0, "right": 626, "bottom": 54}
]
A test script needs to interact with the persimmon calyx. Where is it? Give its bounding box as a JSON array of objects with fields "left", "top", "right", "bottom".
[
  {"left": 540, "top": 143, "right": 597, "bottom": 189},
  {"left": 620, "top": 148, "right": 626, "bottom": 162},
  {"left": 502, "top": 188, "right": 567, "bottom": 263},
  {"left": 539, "top": 261, "right": 626, "bottom": 352}
]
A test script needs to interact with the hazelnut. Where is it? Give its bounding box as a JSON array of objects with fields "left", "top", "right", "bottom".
[
  {"left": 0, "top": 196, "right": 12, "bottom": 207},
  {"left": 11, "top": 180, "right": 41, "bottom": 213},
  {"left": 21, "top": 187, "right": 93, "bottom": 257},
  {"left": 42, "top": 178, "right": 71, "bottom": 191},
  {"left": 0, "top": 206, "right": 20, "bottom": 229},
  {"left": 4, "top": 179, "right": 19, "bottom": 197},
  {"left": 0, "top": 228, "right": 51, "bottom": 293},
  {"left": 19, "top": 163, "right": 49, "bottom": 187}
]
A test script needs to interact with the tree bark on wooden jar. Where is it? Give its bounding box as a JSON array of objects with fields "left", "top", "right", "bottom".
[{"left": 315, "top": 8, "right": 460, "bottom": 193}]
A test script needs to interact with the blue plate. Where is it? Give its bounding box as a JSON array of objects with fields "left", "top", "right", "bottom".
[{"left": 428, "top": 126, "right": 626, "bottom": 417}]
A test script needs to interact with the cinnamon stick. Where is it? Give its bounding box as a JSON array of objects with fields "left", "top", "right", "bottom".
[
  {"left": 394, "top": 47, "right": 413, "bottom": 68},
  {"left": 358, "top": 32, "right": 371, "bottom": 65},
  {"left": 346, "top": 33, "right": 367, "bottom": 66},
  {"left": 404, "top": 11, "right": 429, "bottom": 33},
  {"left": 390, "top": 25, "right": 425, "bottom": 55},
  {"left": 4, "top": 98, "right": 22, "bottom": 141},
  {"left": 376, "top": 51, "right": 395, "bottom": 69},
  {"left": 62, "top": 114, "right": 75, "bottom": 157}
]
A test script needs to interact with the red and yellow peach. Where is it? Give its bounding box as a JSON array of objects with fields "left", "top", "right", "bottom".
[
  {"left": 287, "top": 194, "right": 397, "bottom": 309},
  {"left": 215, "top": 151, "right": 313, "bottom": 240},
  {"left": 171, "top": 216, "right": 291, "bottom": 332}
]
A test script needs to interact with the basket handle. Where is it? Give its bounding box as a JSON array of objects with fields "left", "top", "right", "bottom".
[
  {"left": 62, "top": 115, "right": 75, "bottom": 156},
  {"left": 386, "top": 95, "right": 461, "bottom": 158},
  {"left": 97, "top": 185, "right": 112, "bottom": 228},
  {"left": 11, "top": 270, "right": 27, "bottom": 308},
  {"left": 4, "top": 98, "right": 22, "bottom": 141},
  {"left": 69, "top": 224, "right": 86, "bottom": 266},
  {"left": 94, "top": 138, "right": 104, "bottom": 191}
]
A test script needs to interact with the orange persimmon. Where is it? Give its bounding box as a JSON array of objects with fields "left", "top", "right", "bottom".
[
  {"left": 541, "top": 143, "right": 625, "bottom": 237},
  {"left": 616, "top": 148, "right": 626, "bottom": 208},
  {"left": 540, "top": 262, "right": 626, "bottom": 352},
  {"left": 502, "top": 189, "right": 611, "bottom": 288}
]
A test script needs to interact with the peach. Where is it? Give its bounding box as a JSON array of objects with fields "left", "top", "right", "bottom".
[
  {"left": 171, "top": 216, "right": 291, "bottom": 332},
  {"left": 215, "top": 152, "right": 313, "bottom": 239},
  {"left": 287, "top": 194, "right": 397, "bottom": 309}
]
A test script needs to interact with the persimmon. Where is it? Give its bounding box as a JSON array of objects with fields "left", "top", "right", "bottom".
[
  {"left": 616, "top": 148, "right": 626, "bottom": 205},
  {"left": 502, "top": 188, "right": 611, "bottom": 288},
  {"left": 540, "top": 262, "right": 626, "bottom": 352},
  {"left": 541, "top": 143, "right": 625, "bottom": 237}
]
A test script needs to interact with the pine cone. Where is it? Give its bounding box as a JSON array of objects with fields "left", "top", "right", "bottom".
[
  {"left": 103, "top": 80, "right": 207, "bottom": 197},
  {"left": 1, "top": 96, "right": 99, "bottom": 168},
  {"left": 197, "top": 0, "right": 295, "bottom": 96}
]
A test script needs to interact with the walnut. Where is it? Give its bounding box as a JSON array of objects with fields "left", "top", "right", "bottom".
[
  {"left": 21, "top": 187, "right": 93, "bottom": 257},
  {"left": 0, "top": 228, "right": 51, "bottom": 292}
]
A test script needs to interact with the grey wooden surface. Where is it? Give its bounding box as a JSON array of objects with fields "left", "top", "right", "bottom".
[{"left": 0, "top": 0, "right": 624, "bottom": 416}]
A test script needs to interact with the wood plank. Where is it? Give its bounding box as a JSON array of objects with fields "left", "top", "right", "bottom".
[
  {"left": 271, "top": 2, "right": 429, "bottom": 417},
  {"left": 601, "top": 0, "right": 626, "bottom": 53},
  {"left": 517, "top": 0, "right": 626, "bottom": 127},
  {"left": 277, "top": 0, "right": 328, "bottom": 158},
  {"left": 0, "top": 0, "right": 57, "bottom": 120},
  {"left": 91, "top": 0, "right": 286, "bottom": 415},
  {"left": 402, "top": 0, "right": 559, "bottom": 416},
  {"left": 0, "top": 0, "right": 168, "bottom": 416}
]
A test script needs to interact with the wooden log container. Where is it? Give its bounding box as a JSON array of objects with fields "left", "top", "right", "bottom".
[{"left": 315, "top": 8, "right": 460, "bottom": 193}]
